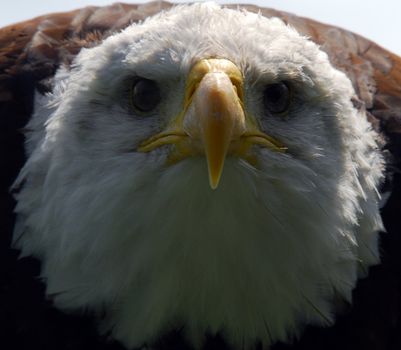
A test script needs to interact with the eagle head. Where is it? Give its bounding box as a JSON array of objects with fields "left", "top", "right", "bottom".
[{"left": 13, "top": 3, "right": 384, "bottom": 349}]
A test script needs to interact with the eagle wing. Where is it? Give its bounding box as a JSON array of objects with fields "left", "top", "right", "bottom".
[{"left": 1, "top": 2, "right": 400, "bottom": 350}]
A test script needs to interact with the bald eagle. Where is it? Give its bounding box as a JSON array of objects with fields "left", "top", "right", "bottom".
[{"left": 1, "top": 2, "right": 400, "bottom": 350}]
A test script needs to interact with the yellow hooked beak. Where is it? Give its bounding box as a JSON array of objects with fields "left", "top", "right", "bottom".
[{"left": 138, "top": 58, "right": 286, "bottom": 189}]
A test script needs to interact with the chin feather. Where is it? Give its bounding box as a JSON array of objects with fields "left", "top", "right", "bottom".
[{"left": 13, "top": 151, "right": 383, "bottom": 349}]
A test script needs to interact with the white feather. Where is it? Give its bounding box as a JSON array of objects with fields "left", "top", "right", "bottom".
[{"left": 13, "top": 3, "right": 384, "bottom": 349}]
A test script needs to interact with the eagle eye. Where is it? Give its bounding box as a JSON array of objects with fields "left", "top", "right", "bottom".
[
  {"left": 263, "top": 82, "right": 291, "bottom": 114},
  {"left": 130, "top": 78, "right": 161, "bottom": 112}
]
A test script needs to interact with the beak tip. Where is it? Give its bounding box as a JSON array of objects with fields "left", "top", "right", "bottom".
[
  {"left": 209, "top": 181, "right": 219, "bottom": 190},
  {"left": 208, "top": 171, "right": 222, "bottom": 190}
]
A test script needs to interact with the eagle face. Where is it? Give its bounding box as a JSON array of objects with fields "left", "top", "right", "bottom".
[{"left": 13, "top": 3, "right": 384, "bottom": 349}]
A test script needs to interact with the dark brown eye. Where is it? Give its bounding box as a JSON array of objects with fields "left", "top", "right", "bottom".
[
  {"left": 131, "top": 78, "right": 161, "bottom": 112},
  {"left": 263, "top": 82, "right": 291, "bottom": 114}
]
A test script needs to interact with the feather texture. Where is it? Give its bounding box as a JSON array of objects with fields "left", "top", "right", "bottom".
[{"left": 1, "top": 2, "right": 401, "bottom": 350}]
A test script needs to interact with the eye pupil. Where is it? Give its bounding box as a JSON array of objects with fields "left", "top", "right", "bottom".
[
  {"left": 131, "top": 78, "right": 161, "bottom": 112},
  {"left": 263, "top": 82, "right": 291, "bottom": 114}
]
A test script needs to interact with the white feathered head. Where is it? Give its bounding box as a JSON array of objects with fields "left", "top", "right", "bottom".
[{"left": 13, "top": 3, "right": 384, "bottom": 349}]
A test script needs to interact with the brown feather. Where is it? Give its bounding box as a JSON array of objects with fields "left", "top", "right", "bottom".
[{"left": 1, "top": 2, "right": 401, "bottom": 135}]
